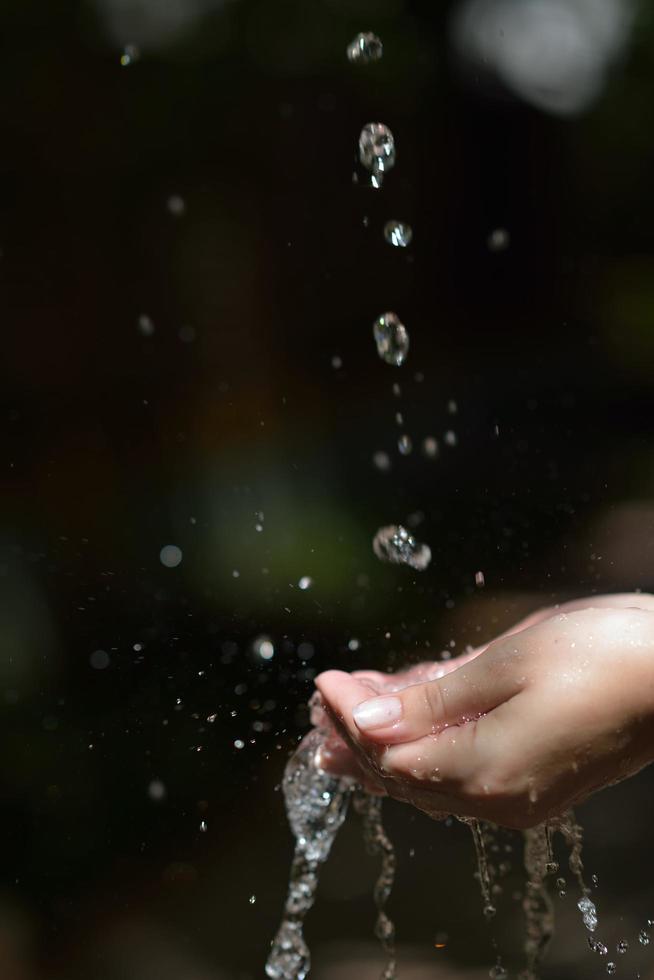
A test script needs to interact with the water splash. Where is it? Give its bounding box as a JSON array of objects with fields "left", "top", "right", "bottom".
[
  {"left": 266, "top": 730, "right": 352, "bottom": 979},
  {"left": 354, "top": 791, "right": 397, "bottom": 979},
  {"left": 461, "top": 818, "right": 496, "bottom": 920},
  {"left": 522, "top": 824, "right": 556, "bottom": 979}
]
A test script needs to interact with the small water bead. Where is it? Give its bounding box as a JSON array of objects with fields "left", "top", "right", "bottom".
[
  {"left": 475, "top": 571, "right": 485, "bottom": 587},
  {"left": 397, "top": 434, "right": 412, "bottom": 455},
  {"left": 120, "top": 43, "right": 140, "bottom": 66},
  {"left": 252, "top": 636, "right": 275, "bottom": 661},
  {"left": 373, "top": 312, "right": 409, "bottom": 367},
  {"left": 298, "top": 576, "right": 313, "bottom": 591},
  {"left": 348, "top": 638, "right": 360, "bottom": 651},
  {"left": 578, "top": 896, "right": 598, "bottom": 932},
  {"left": 90, "top": 649, "right": 110, "bottom": 670},
  {"left": 167, "top": 194, "right": 186, "bottom": 216},
  {"left": 331, "top": 355, "right": 342, "bottom": 369},
  {"left": 249, "top": 894, "right": 257, "bottom": 905},
  {"left": 148, "top": 779, "right": 166, "bottom": 801},
  {"left": 638, "top": 930, "right": 650, "bottom": 946},
  {"left": 137, "top": 313, "right": 155, "bottom": 337},
  {"left": 488, "top": 227, "right": 510, "bottom": 252},
  {"left": 359, "top": 123, "right": 396, "bottom": 187},
  {"left": 606, "top": 964, "right": 616, "bottom": 976},
  {"left": 373, "top": 450, "right": 392, "bottom": 472},
  {"left": 159, "top": 544, "right": 182, "bottom": 568},
  {"left": 422, "top": 436, "right": 439, "bottom": 458},
  {"left": 200, "top": 820, "right": 208, "bottom": 833},
  {"left": 444, "top": 430, "right": 458, "bottom": 446},
  {"left": 556, "top": 877, "right": 566, "bottom": 890},
  {"left": 395, "top": 411, "right": 403, "bottom": 425},
  {"left": 384, "top": 220, "right": 413, "bottom": 248},
  {"left": 617, "top": 941, "right": 628, "bottom": 954},
  {"left": 347, "top": 32, "right": 383, "bottom": 63},
  {"left": 489, "top": 965, "right": 507, "bottom": 980},
  {"left": 483, "top": 904, "right": 497, "bottom": 920},
  {"left": 592, "top": 873, "right": 599, "bottom": 886},
  {"left": 372, "top": 524, "right": 431, "bottom": 571}
]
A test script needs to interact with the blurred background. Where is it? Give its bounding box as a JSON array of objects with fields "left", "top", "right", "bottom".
[{"left": 2, "top": 0, "right": 654, "bottom": 976}]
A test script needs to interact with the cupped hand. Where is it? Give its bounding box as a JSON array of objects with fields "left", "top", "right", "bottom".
[{"left": 313, "top": 594, "right": 654, "bottom": 827}]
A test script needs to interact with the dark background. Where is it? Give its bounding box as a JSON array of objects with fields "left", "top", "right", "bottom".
[{"left": 2, "top": 0, "right": 654, "bottom": 977}]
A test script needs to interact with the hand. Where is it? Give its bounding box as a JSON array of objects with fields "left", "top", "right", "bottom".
[{"left": 314, "top": 594, "right": 654, "bottom": 828}]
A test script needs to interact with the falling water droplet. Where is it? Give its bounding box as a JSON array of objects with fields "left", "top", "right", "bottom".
[
  {"left": 298, "top": 576, "right": 313, "bottom": 591},
  {"left": 384, "top": 220, "right": 413, "bottom": 248},
  {"left": 249, "top": 894, "right": 257, "bottom": 905},
  {"left": 373, "top": 312, "right": 409, "bottom": 366},
  {"left": 606, "top": 963, "right": 616, "bottom": 976},
  {"left": 167, "top": 194, "right": 186, "bottom": 216},
  {"left": 373, "top": 525, "right": 431, "bottom": 570},
  {"left": 359, "top": 123, "right": 395, "bottom": 188},
  {"left": 638, "top": 930, "right": 650, "bottom": 946},
  {"left": 347, "top": 32, "right": 383, "bottom": 63},
  {"left": 200, "top": 820, "right": 208, "bottom": 833},
  {"left": 475, "top": 571, "right": 486, "bottom": 587},
  {"left": 397, "top": 434, "right": 412, "bottom": 455},
  {"left": 487, "top": 228, "right": 510, "bottom": 252},
  {"left": 137, "top": 314, "right": 155, "bottom": 336},
  {"left": 489, "top": 965, "right": 507, "bottom": 980},
  {"left": 617, "top": 940, "right": 628, "bottom": 954},
  {"left": 422, "top": 437, "right": 439, "bottom": 458},
  {"left": 159, "top": 544, "right": 182, "bottom": 568},
  {"left": 373, "top": 450, "right": 392, "bottom": 472},
  {"left": 444, "top": 430, "right": 458, "bottom": 447},
  {"left": 120, "top": 44, "right": 140, "bottom": 66}
]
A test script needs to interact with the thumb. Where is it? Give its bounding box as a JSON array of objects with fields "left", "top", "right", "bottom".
[{"left": 346, "top": 647, "right": 525, "bottom": 744}]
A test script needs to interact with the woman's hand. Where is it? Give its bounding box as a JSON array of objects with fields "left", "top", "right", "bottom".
[{"left": 313, "top": 595, "right": 654, "bottom": 828}]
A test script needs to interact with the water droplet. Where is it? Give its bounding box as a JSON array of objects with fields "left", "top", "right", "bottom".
[
  {"left": 252, "top": 636, "right": 275, "bottom": 661},
  {"left": 159, "top": 544, "right": 182, "bottom": 568},
  {"left": 489, "top": 965, "right": 507, "bottom": 980},
  {"left": 606, "top": 963, "right": 616, "bottom": 975},
  {"left": 592, "top": 873, "right": 599, "bottom": 886},
  {"left": 167, "top": 194, "right": 186, "bottom": 216},
  {"left": 200, "top": 820, "right": 208, "bottom": 833},
  {"left": 137, "top": 313, "right": 155, "bottom": 337},
  {"left": 207, "top": 713, "right": 217, "bottom": 723},
  {"left": 249, "top": 894, "right": 257, "bottom": 905},
  {"left": 617, "top": 940, "right": 628, "bottom": 954},
  {"left": 178, "top": 324, "right": 196, "bottom": 343},
  {"left": 483, "top": 904, "right": 496, "bottom": 920},
  {"left": 347, "top": 32, "right": 383, "bottom": 63},
  {"left": 487, "top": 228, "right": 510, "bottom": 252},
  {"left": 373, "top": 450, "right": 392, "bottom": 472},
  {"left": 556, "top": 877, "right": 566, "bottom": 890},
  {"left": 298, "top": 576, "right": 313, "bottom": 591},
  {"left": 444, "top": 430, "right": 458, "bottom": 447},
  {"left": 384, "top": 220, "right": 413, "bottom": 248},
  {"left": 359, "top": 123, "right": 396, "bottom": 187},
  {"left": 475, "top": 570, "right": 485, "bottom": 587},
  {"left": 234, "top": 739, "right": 245, "bottom": 750},
  {"left": 373, "top": 525, "right": 431, "bottom": 570},
  {"left": 373, "top": 312, "right": 409, "bottom": 366},
  {"left": 422, "top": 436, "right": 439, "bottom": 458},
  {"left": 638, "top": 930, "right": 650, "bottom": 946},
  {"left": 148, "top": 779, "right": 166, "bottom": 801},
  {"left": 89, "top": 649, "right": 110, "bottom": 670},
  {"left": 348, "top": 638, "right": 360, "bottom": 651},
  {"left": 397, "top": 434, "right": 412, "bottom": 455},
  {"left": 394, "top": 411, "right": 404, "bottom": 425},
  {"left": 120, "top": 43, "right": 140, "bottom": 67},
  {"left": 331, "top": 355, "right": 342, "bottom": 369}
]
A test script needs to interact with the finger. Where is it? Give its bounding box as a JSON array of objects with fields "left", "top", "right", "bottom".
[
  {"left": 316, "top": 739, "right": 386, "bottom": 795},
  {"left": 344, "top": 643, "right": 526, "bottom": 744}
]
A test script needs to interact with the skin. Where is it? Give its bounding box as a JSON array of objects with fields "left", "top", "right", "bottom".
[{"left": 312, "top": 593, "right": 654, "bottom": 829}]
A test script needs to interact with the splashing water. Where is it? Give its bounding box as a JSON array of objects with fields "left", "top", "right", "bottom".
[
  {"left": 266, "top": 730, "right": 352, "bottom": 979},
  {"left": 372, "top": 524, "right": 431, "bottom": 570},
  {"left": 461, "top": 818, "right": 497, "bottom": 920},
  {"left": 522, "top": 824, "right": 556, "bottom": 979},
  {"left": 359, "top": 123, "right": 396, "bottom": 188},
  {"left": 347, "top": 32, "right": 383, "bottom": 63},
  {"left": 354, "top": 791, "right": 398, "bottom": 979},
  {"left": 373, "top": 312, "right": 409, "bottom": 366}
]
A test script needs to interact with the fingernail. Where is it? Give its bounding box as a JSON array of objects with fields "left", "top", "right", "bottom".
[{"left": 353, "top": 696, "right": 402, "bottom": 731}]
